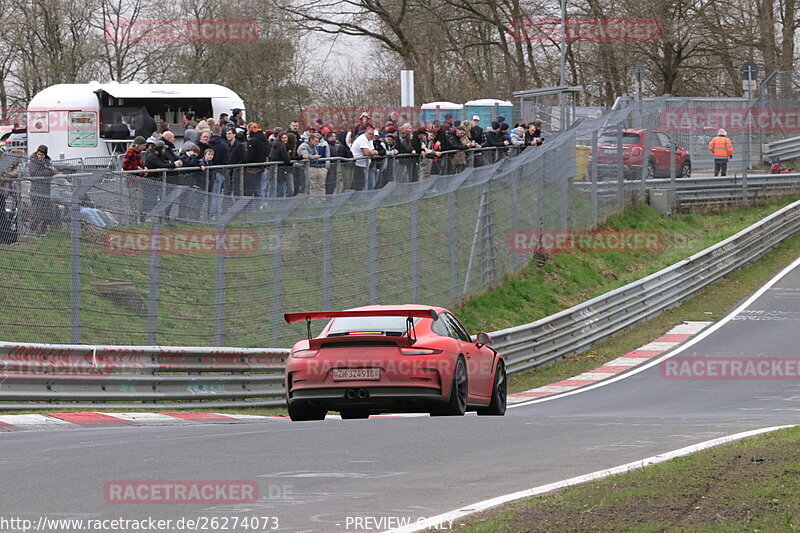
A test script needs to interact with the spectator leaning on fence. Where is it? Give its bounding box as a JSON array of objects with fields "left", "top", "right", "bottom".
[
  {"left": 709, "top": 128, "right": 733, "bottom": 176},
  {"left": 244, "top": 123, "right": 269, "bottom": 197},
  {"left": 471, "top": 115, "right": 485, "bottom": 146},
  {"left": 351, "top": 125, "right": 379, "bottom": 190},
  {"left": 298, "top": 133, "right": 327, "bottom": 196},
  {"left": 269, "top": 132, "right": 292, "bottom": 198}
]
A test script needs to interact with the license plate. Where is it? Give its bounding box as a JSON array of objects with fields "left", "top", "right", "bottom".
[{"left": 332, "top": 368, "right": 380, "bottom": 381}]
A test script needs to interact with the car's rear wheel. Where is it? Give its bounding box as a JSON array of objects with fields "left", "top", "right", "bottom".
[
  {"left": 477, "top": 362, "right": 507, "bottom": 416},
  {"left": 287, "top": 402, "right": 327, "bottom": 422},
  {"left": 430, "top": 357, "right": 467, "bottom": 416},
  {"left": 340, "top": 409, "right": 370, "bottom": 419}
]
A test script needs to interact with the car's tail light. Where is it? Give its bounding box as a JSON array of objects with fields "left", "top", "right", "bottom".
[
  {"left": 347, "top": 331, "right": 382, "bottom": 335},
  {"left": 291, "top": 348, "right": 318, "bottom": 358},
  {"left": 400, "top": 347, "right": 442, "bottom": 356},
  {"left": 630, "top": 147, "right": 642, "bottom": 157}
]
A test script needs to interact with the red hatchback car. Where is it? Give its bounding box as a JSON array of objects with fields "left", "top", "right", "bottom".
[
  {"left": 595, "top": 128, "right": 691, "bottom": 179},
  {"left": 284, "top": 305, "right": 507, "bottom": 421}
]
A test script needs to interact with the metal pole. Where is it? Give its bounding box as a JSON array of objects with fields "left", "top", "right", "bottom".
[
  {"left": 638, "top": 130, "right": 653, "bottom": 203},
  {"left": 214, "top": 221, "right": 226, "bottom": 346},
  {"left": 448, "top": 192, "right": 458, "bottom": 301},
  {"left": 69, "top": 185, "right": 81, "bottom": 343},
  {"left": 590, "top": 129, "right": 599, "bottom": 226},
  {"left": 147, "top": 218, "right": 160, "bottom": 345},
  {"left": 669, "top": 135, "right": 676, "bottom": 190},
  {"left": 271, "top": 221, "right": 283, "bottom": 344},
  {"left": 322, "top": 215, "right": 332, "bottom": 310},
  {"left": 410, "top": 200, "right": 419, "bottom": 303},
  {"left": 369, "top": 209, "right": 378, "bottom": 304},
  {"left": 559, "top": 0, "right": 567, "bottom": 131},
  {"left": 616, "top": 122, "right": 625, "bottom": 209},
  {"left": 463, "top": 186, "right": 487, "bottom": 294}
]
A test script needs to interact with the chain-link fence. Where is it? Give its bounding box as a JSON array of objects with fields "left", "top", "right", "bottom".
[{"left": 1, "top": 94, "right": 779, "bottom": 348}]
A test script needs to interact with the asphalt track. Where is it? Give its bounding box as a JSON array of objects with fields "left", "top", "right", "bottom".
[{"left": 3, "top": 260, "right": 800, "bottom": 532}]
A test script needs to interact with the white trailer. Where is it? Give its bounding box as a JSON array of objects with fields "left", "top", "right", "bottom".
[{"left": 27, "top": 82, "right": 246, "bottom": 160}]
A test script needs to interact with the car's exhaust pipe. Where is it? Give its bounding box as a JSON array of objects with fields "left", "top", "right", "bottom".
[
  {"left": 345, "top": 388, "right": 356, "bottom": 399},
  {"left": 357, "top": 388, "right": 369, "bottom": 400}
]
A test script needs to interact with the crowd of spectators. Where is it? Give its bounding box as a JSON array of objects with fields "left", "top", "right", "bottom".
[{"left": 121, "top": 108, "right": 547, "bottom": 200}]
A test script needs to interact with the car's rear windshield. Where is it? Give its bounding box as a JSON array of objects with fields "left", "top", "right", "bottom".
[
  {"left": 327, "top": 316, "right": 420, "bottom": 336},
  {"left": 599, "top": 132, "right": 640, "bottom": 144}
]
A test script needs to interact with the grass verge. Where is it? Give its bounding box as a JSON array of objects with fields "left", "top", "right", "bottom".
[{"left": 453, "top": 425, "right": 800, "bottom": 532}]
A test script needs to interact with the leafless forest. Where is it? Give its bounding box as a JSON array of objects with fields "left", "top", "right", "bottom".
[{"left": 0, "top": 0, "right": 796, "bottom": 125}]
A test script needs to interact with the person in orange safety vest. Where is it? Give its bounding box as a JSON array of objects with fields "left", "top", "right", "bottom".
[{"left": 708, "top": 128, "right": 733, "bottom": 176}]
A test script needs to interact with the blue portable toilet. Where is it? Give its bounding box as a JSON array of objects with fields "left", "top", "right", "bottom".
[
  {"left": 463, "top": 99, "right": 514, "bottom": 127},
  {"left": 420, "top": 102, "right": 464, "bottom": 123}
]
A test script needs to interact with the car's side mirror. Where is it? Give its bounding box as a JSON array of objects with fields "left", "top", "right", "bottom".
[{"left": 476, "top": 332, "right": 491, "bottom": 347}]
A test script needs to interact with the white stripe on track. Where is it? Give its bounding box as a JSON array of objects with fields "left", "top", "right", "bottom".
[
  {"left": 508, "top": 255, "right": 800, "bottom": 409},
  {"left": 384, "top": 424, "right": 797, "bottom": 533}
]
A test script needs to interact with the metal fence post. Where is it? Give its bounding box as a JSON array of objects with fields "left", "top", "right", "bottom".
[
  {"left": 638, "top": 129, "right": 654, "bottom": 203},
  {"left": 669, "top": 135, "right": 676, "bottom": 191},
  {"left": 214, "top": 222, "right": 226, "bottom": 346},
  {"left": 410, "top": 199, "right": 419, "bottom": 303},
  {"left": 272, "top": 221, "right": 283, "bottom": 344},
  {"left": 322, "top": 215, "right": 332, "bottom": 310},
  {"left": 616, "top": 122, "right": 625, "bottom": 209},
  {"left": 590, "top": 129, "right": 599, "bottom": 227},
  {"left": 369, "top": 208, "right": 378, "bottom": 304},
  {"left": 69, "top": 183, "right": 81, "bottom": 343},
  {"left": 147, "top": 217, "right": 160, "bottom": 345},
  {"left": 511, "top": 166, "right": 522, "bottom": 268},
  {"left": 214, "top": 198, "right": 251, "bottom": 346},
  {"left": 448, "top": 191, "right": 458, "bottom": 301},
  {"left": 559, "top": 149, "right": 569, "bottom": 230}
]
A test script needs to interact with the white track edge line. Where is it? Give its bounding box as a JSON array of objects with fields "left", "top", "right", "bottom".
[
  {"left": 384, "top": 424, "right": 797, "bottom": 533},
  {"left": 508, "top": 255, "right": 800, "bottom": 409}
]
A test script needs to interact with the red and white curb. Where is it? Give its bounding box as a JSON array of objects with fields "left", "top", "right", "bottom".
[
  {"left": 507, "top": 321, "right": 712, "bottom": 404},
  {"left": 0, "top": 411, "right": 287, "bottom": 432}
]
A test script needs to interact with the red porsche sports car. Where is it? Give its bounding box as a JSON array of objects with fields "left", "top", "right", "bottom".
[{"left": 283, "top": 305, "right": 506, "bottom": 421}]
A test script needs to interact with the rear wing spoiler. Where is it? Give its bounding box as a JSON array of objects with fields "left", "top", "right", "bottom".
[
  {"left": 308, "top": 335, "right": 414, "bottom": 350},
  {"left": 284, "top": 309, "right": 439, "bottom": 324},
  {"left": 284, "top": 308, "right": 439, "bottom": 342}
]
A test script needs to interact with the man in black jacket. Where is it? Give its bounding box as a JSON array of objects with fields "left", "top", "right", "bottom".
[
  {"left": 245, "top": 124, "right": 269, "bottom": 197},
  {"left": 225, "top": 127, "right": 246, "bottom": 195},
  {"left": 470, "top": 115, "right": 485, "bottom": 146},
  {"left": 133, "top": 107, "right": 157, "bottom": 140},
  {"left": 142, "top": 140, "right": 183, "bottom": 217}
]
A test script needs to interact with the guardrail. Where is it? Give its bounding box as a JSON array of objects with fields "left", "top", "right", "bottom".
[
  {"left": 493, "top": 197, "right": 800, "bottom": 373},
  {"left": 580, "top": 173, "right": 800, "bottom": 208},
  {"left": 763, "top": 135, "right": 800, "bottom": 162},
  {"left": 0, "top": 343, "right": 288, "bottom": 409},
  {"left": 2, "top": 197, "right": 800, "bottom": 408}
]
